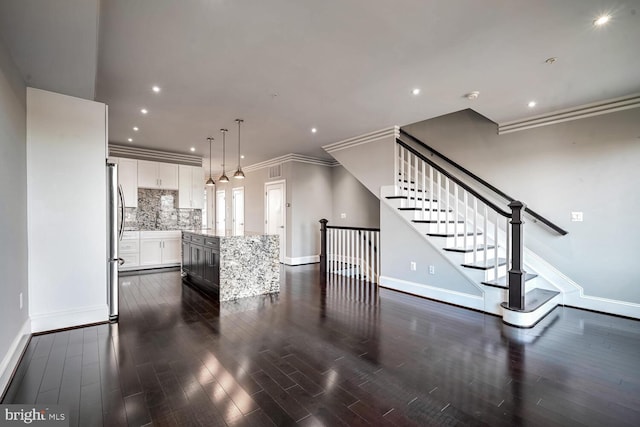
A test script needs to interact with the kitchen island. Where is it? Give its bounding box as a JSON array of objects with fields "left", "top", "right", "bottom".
[{"left": 181, "top": 230, "right": 280, "bottom": 301}]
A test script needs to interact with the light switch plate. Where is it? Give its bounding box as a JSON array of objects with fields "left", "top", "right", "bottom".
[
  {"left": 340, "top": 213, "right": 346, "bottom": 219},
  {"left": 410, "top": 261, "right": 416, "bottom": 271},
  {"left": 571, "top": 212, "right": 583, "bottom": 222}
]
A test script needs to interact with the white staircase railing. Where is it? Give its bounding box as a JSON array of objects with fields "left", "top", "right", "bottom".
[
  {"left": 319, "top": 220, "right": 380, "bottom": 284},
  {"left": 394, "top": 139, "right": 529, "bottom": 309}
]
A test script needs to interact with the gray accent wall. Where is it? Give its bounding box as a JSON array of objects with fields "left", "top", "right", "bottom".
[
  {"left": 0, "top": 38, "right": 29, "bottom": 375},
  {"left": 331, "top": 166, "right": 380, "bottom": 229},
  {"left": 289, "top": 162, "right": 333, "bottom": 259},
  {"left": 403, "top": 108, "right": 640, "bottom": 304},
  {"left": 327, "top": 136, "right": 395, "bottom": 198},
  {"left": 380, "top": 203, "right": 482, "bottom": 296}
]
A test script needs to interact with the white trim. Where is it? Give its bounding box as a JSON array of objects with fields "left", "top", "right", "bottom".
[
  {"left": 109, "top": 144, "right": 203, "bottom": 166},
  {"left": 0, "top": 319, "right": 31, "bottom": 397},
  {"left": 498, "top": 93, "right": 640, "bottom": 134},
  {"left": 244, "top": 153, "right": 337, "bottom": 173},
  {"left": 380, "top": 276, "right": 485, "bottom": 311},
  {"left": 30, "top": 304, "right": 108, "bottom": 334},
  {"left": 568, "top": 294, "right": 640, "bottom": 319},
  {"left": 284, "top": 255, "right": 320, "bottom": 265},
  {"left": 502, "top": 294, "right": 561, "bottom": 328},
  {"left": 323, "top": 126, "right": 400, "bottom": 154}
]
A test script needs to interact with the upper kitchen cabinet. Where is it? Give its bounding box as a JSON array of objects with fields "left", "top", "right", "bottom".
[
  {"left": 178, "top": 165, "right": 204, "bottom": 209},
  {"left": 118, "top": 158, "right": 138, "bottom": 207},
  {"left": 138, "top": 160, "right": 178, "bottom": 190}
]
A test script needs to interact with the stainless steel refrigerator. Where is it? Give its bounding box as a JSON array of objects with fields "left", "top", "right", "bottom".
[{"left": 107, "top": 162, "right": 125, "bottom": 322}]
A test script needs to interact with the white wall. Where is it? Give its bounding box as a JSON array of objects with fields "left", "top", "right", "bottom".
[
  {"left": 403, "top": 108, "right": 640, "bottom": 305},
  {"left": 27, "top": 88, "right": 108, "bottom": 332},
  {"left": 0, "top": 36, "right": 30, "bottom": 394},
  {"left": 331, "top": 165, "right": 380, "bottom": 228}
]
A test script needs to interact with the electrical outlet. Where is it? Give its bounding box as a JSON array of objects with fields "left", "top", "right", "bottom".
[
  {"left": 571, "top": 212, "right": 583, "bottom": 222},
  {"left": 410, "top": 261, "right": 416, "bottom": 271},
  {"left": 428, "top": 265, "right": 435, "bottom": 275},
  {"left": 340, "top": 213, "right": 347, "bottom": 219},
  {"left": 19, "top": 292, "right": 23, "bottom": 310}
]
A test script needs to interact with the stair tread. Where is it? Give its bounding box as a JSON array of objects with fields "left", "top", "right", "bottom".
[
  {"left": 427, "top": 231, "right": 482, "bottom": 237},
  {"left": 386, "top": 196, "right": 434, "bottom": 201},
  {"left": 481, "top": 273, "right": 538, "bottom": 289},
  {"left": 412, "top": 219, "right": 465, "bottom": 223},
  {"left": 461, "top": 258, "right": 507, "bottom": 270},
  {"left": 501, "top": 288, "right": 560, "bottom": 313},
  {"left": 399, "top": 208, "right": 451, "bottom": 212},
  {"left": 443, "top": 245, "right": 496, "bottom": 253}
]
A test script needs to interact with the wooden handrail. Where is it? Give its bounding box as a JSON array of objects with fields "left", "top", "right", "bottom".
[
  {"left": 399, "top": 129, "right": 568, "bottom": 236},
  {"left": 326, "top": 225, "right": 380, "bottom": 232}
]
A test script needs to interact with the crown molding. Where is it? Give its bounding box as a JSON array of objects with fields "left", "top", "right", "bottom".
[
  {"left": 244, "top": 153, "right": 338, "bottom": 173},
  {"left": 498, "top": 93, "right": 640, "bottom": 135},
  {"left": 109, "top": 144, "right": 203, "bottom": 166},
  {"left": 323, "top": 126, "right": 400, "bottom": 154}
]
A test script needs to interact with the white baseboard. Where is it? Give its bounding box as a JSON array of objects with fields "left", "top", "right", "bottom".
[
  {"left": 284, "top": 255, "right": 319, "bottom": 266},
  {"left": 0, "top": 318, "right": 31, "bottom": 397},
  {"left": 30, "top": 304, "right": 109, "bottom": 333},
  {"left": 566, "top": 293, "right": 640, "bottom": 319},
  {"left": 379, "top": 275, "right": 485, "bottom": 311}
]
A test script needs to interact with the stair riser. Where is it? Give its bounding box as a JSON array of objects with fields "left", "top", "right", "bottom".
[
  {"left": 460, "top": 249, "right": 498, "bottom": 263},
  {"left": 428, "top": 235, "right": 487, "bottom": 247}
]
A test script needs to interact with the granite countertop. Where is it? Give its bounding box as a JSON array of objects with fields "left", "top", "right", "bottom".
[{"left": 182, "top": 229, "right": 277, "bottom": 238}]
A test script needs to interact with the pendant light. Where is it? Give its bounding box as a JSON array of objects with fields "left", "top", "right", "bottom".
[
  {"left": 218, "top": 129, "right": 229, "bottom": 183},
  {"left": 234, "top": 118, "right": 245, "bottom": 179},
  {"left": 205, "top": 137, "right": 215, "bottom": 186}
]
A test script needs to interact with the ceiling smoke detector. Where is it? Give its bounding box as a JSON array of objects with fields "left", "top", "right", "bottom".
[{"left": 465, "top": 91, "right": 480, "bottom": 100}]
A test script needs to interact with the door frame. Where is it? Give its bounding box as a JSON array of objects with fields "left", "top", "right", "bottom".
[
  {"left": 232, "top": 186, "right": 245, "bottom": 236},
  {"left": 264, "top": 180, "right": 286, "bottom": 263},
  {"left": 216, "top": 189, "right": 226, "bottom": 234}
]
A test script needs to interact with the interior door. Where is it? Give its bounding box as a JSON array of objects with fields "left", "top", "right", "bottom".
[
  {"left": 232, "top": 187, "right": 245, "bottom": 236},
  {"left": 265, "top": 181, "right": 285, "bottom": 263},
  {"left": 216, "top": 190, "right": 226, "bottom": 234}
]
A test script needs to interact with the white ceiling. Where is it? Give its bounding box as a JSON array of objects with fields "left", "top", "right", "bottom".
[{"left": 2, "top": 0, "right": 640, "bottom": 168}]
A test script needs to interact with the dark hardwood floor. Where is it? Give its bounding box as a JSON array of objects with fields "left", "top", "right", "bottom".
[{"left": 3, "top": 265, "right": 640, "bottom": 426}]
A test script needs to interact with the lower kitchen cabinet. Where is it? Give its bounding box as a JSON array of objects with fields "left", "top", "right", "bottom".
[
  {"left": 181, "top": 231, "right": 220, "bottom": 293},
  {"left": 139, "top": 231, "right": 181, "bottom": 267},
  {"left": 119, "top": 231, "right": 140, "bottom": 271}
]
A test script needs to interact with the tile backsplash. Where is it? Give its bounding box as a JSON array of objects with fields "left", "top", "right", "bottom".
[{"left": 124, "top": 189, "right": 201, "bottom": 231}]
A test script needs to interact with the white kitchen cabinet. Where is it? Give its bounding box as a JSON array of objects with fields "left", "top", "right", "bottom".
[
  {"left": 139, "top": 231, "right": 181, "bottom": 266},
  {"left": 140, "top": 238, "right": 163, "bottom": 266},
  {"left": 119, "top": 231, "right": 140, "bottom": 270},
  {"left": 178, "top": 165, "right": 204, "bottom": 209},
  {"left": 109, "top": 157, "right": 138, "bottom": 207},
  {"left": 118, "top": 158, "right": 138, "bottom": 207},
  {"left": 138, "top": 160, "right": 178, "bottom": 190}
]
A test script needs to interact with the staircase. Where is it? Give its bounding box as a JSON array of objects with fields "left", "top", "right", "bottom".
[{"left": 377, "top": 132, "right": 568, "bottom": 327}]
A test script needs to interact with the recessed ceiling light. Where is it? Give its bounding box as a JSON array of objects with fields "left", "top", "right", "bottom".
[
  {"left": 140, "top": 108, "right": 148, "bottom": 114},
  {"left": 127, "top": 138, "right": 133, "bottom": 142},
  {"left": 133, "top": 126, "right": 139, "bottom": 131},
  {"left": 190, "top": 147, "right": 195, "bottom": 152},
  {"left": 152, "top": 85, "right": 161, "bottom": 93},
  {"left": 593, "top": 14, "right": 611, "bottom": 26},
  {"left": 412, "top": 88, "right": 421, "bottom": 95},
  {"left": 311, "top": 128, "right": 317, "bottom": 133},
  {"left": 241, "top": 155, "right": 245, "bottom": 159},
  {"left": 528, "top": 101, "right": 537, "bottom": 108}
]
